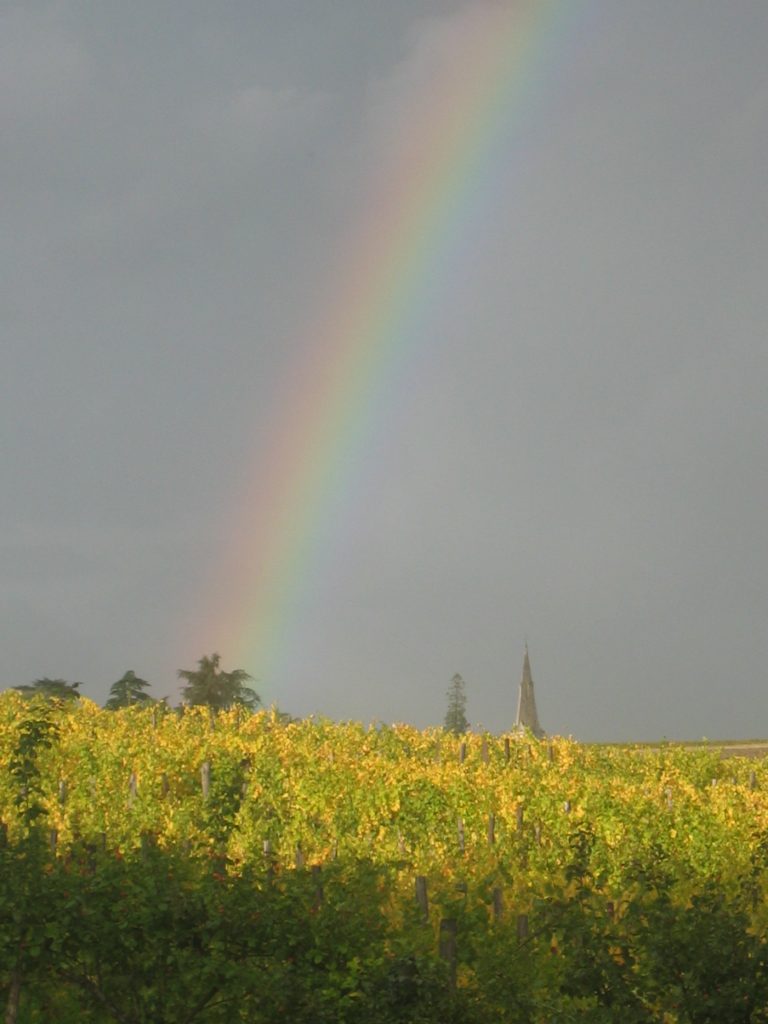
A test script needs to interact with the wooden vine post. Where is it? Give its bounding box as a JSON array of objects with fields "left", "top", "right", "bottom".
[
  {"left": 415, "top": 875, "right": 429, "bottom": 921},
  {"left": 492, "top": 887, "right": 504, "bottom": 921},
  {"left": 439, "top": 918, "right": 458, "bottom": 990}
]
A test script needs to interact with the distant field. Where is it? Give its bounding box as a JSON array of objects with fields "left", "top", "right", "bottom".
[
  {"left": 596, "top": 739, "right": 768, "bottom": 758},
  {"left": 712, "top": 742, "right": 768, "bottom": 758}
]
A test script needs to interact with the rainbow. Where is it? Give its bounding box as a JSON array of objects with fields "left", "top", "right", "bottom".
[{"left": 189, "top": 1, "right": 571, "bottom": 697}]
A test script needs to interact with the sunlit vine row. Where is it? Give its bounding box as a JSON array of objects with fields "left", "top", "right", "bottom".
[
  {"left": 5, "top": 692, "right": 768, "bottom": 1021},
  {"left": 2, "top": 691, "right": 767, "bottom": 909}
]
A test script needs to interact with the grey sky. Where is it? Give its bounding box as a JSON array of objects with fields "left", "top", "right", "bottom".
[{"left": 2, "top": 1, "right": 767, "bottom": 740}]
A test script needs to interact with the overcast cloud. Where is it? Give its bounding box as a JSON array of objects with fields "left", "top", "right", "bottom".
[{"left": 2, "top": 1, "right": 768, "bottom": 740}]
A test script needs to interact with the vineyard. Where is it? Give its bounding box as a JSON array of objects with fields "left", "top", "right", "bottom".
[{"left": 2, "top": 691, "right": 768, "bottom": 1023}]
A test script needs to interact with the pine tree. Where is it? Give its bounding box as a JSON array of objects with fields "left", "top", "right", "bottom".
[
  {"left": 178, "top": 653, "right": 260, "bottom": 712},
  {"left": 105, "top": 670, "right": 152, "bottom": 710},
  {"left": 444, "top": 673, "right": 469, "bottom": 735},
  {"left": 15, "top": 678, "right": 81, "bottom": 701}
]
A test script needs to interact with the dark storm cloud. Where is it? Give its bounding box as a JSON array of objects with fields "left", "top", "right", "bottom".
[{"left": 2, "top": 1, "right": 767, "bottom": 740}]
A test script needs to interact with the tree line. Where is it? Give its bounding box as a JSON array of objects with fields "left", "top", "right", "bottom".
[
  {"left": 13, "top": 659, "right": 473, "bottom": 729},
  {"left": 12, "top": 653, "right": 260, "bottom": 712}
]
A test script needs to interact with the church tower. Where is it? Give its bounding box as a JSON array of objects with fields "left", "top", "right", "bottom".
[{"left": 515, "top": 643, "right": 544, "bottom": 738}]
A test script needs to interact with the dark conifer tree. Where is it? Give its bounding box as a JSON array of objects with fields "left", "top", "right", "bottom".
[
  {"left": 178, "top": 653, "right": 259, "bottom": 712},
  {"left": 444, "top": 673, "right": 469, "bottom": 735},
  {"left": 105, "top": 670, "right": 152, "bottom": 710},
  {"left": 15, "top": 678, "right": 81, "bottom": 701}
]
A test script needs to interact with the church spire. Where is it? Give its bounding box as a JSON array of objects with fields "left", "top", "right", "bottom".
[{"left": 515, "top": 643, "right": 544, "bottom": 738}]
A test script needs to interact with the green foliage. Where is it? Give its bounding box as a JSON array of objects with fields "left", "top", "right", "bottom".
[
  {"left": 104, "top": 671, "right": 153, "bottom": 710},
  {"left": 0, "top": 845, "right": 466, "bottom": 1024},
  {"left": 9, "top": 698, "right": 59, "bottom": 828},
  {"left": 443, "top": 674, "right": 468, "bottom": 736},
  {"left": 627, "top": 883, "right": 768, "bottom": 1022},
  {"left": 3, "top": 702, "right": 768, "bottom": 1021},
  {"left": 199, "top": 754, "right": 250, "bottom": 847},
  {"left": 14, "top": 678, "right": 81, "bottom": 700},
  {"left": 178, "top": 654, "right": 260, "bottom": 712},
  {"left": 6, "top": 836, "right": 768, "bottom": 1023}
]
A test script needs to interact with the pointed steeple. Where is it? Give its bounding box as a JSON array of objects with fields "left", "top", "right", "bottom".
[{"left": 515, "top": 643, "right": 544, "bottom": 738}]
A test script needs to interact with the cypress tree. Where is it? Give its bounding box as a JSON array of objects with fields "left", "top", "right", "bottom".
[{"left": 444, "top": 673, "right": 469, "bottom": 735}]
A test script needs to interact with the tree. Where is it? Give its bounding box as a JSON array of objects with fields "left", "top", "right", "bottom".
[
  {"left": 444, "top": 673, "right": 468, "bottom": 735},
  {"left": 14, "top": 678, "right": 81, "bottom": 701},
  {"left": 178, "top": 653, "right": 260, "bottom": 712},
  {"left": 105, "top": 670, "right": 152, "bottom": 710}
]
